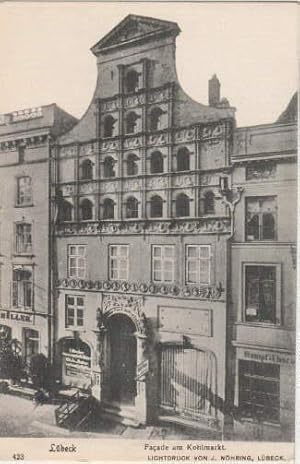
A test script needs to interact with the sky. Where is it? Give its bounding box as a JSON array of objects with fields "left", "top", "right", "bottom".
[{"left": 0, "top": 2, "right": 297, "bottom": 127}]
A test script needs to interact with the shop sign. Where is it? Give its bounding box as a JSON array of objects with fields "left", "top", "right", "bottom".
[
  {"left": 242, "top": 349, "right": 295, "bottom": 365},
  {"left": 136, "top": 359, "right": 149, "bottom": 379},
  {"left": 0, "top": 310, "right": 34, "bottom": 324},
  {"left": 63, "top": 348, "right": 91, "bottom": 379}
]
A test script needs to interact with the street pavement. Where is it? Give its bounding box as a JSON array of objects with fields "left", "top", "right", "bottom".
[{"left": 0, "top": 393, "right": 222, "bottom": 439}]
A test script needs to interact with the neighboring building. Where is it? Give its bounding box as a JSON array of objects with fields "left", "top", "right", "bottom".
[
  {"left": 228, "top": 93, "right": 297, "bottom": 441},
  {"left": 0, "top": 105, "right": 77, "bottom": 365},
  {"left": 0, "top": 13, "right": 296, "bottom": 441},
  {"left": 52, "top": 14, "right": 236, "bottom": 429}
]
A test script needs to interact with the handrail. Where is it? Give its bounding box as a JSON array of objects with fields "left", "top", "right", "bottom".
[{"left": 55, "top": 391, "right": 93, "bottom": 429}]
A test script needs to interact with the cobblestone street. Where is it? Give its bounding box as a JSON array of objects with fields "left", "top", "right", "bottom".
[{"left": 0, "top": 393, "right": 222, "bottom": 439}]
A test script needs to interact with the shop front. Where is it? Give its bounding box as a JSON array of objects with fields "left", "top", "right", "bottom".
[
  {"left": 0, "top": 310, "right": 46, "bottom": 367},
  {"left": 60, "top": 337, "right": 92, "bottom": 390},
  {"left": 233, "top": 344, "right": 295, "bottom": 441}
]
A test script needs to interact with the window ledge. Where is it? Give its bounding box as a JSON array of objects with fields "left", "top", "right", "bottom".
[
  {"left": 237, "top": 417, "right": 280, "bottom": 428},
  {"left": 235, "top": 321, "right": 282, "bottom": 329},
  {"left": 15, "top": 204, "right": 34, "bottom": 208},
  {"left": 65, "top": 327, "right": 85, "bottom": 332},
  {"left": 245, "top": 240, "right": 277, "bottom": 244},
  {"left": 12, "top": 307, "right": 34, "bottom": 312},
  {"left": 13, "top": 253, "right": 35, "bottom": 258}
]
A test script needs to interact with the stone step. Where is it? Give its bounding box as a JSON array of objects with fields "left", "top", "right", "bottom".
[
  {"left": 101, "top": 403, "right": 140, "bottom": 427},
  {"left": 158, "top": 414, "right": 222, "bottom": 435}
]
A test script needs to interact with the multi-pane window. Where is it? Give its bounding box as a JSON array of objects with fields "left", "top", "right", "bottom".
[
  {"left": 204, "top": 191, "right": 215, "bottom": 214},
  {"left": 245, "top": 265, "right": 277, "bottom": 324},
  {"left": 24, "top": 328, "right": 39, "bottom": 364},
  {"left": 12, "top": 268, "right": 33, "bottom": 309},
  {"left": 65, "top": 296, "right": 84, "bottom": 329},
  {"left": 175, "top": 194, "right": 190, "bottom": 217},
  {"left": 68, "top": 245, "right": 86, "bottom": 278},
  {"left": 150, "top": 196, "right": 163, "bottom": 218},
  {"left": 16, "top": 176, "right": 32, "bottom": 206},
  {"left": 125, "top": 70, "right": 139, "bottom": 93},
  {"left": 103, "top": 198, "right": 115, "bottom": 220},
  {"left": 80, "top": 159, "right": 93, "bottom": 180},
  {"left": 150, "top": 151, "right": 164, "bottom": 174},
  {"left": 16, "top": 223, "right": 32, "bottom": 254},
  {"left": 246, "top": 196, "right": 277, "bottom": 241},
  {"left": 239, "top": 360, "right": 280, "bottom": 423},
  {"left": 125, "top": 112, "right": 139, "bottom": 134},
  {"left": 186, "top": 245, "right": 210, "bottom": 285},
  {"left": 109, "top": 245, "right": 129, "bottom": 280},
  {"left": 152, "top": 245, "right": 175, "bottom": 282},
  {"left": 126, "top": 197, "right": 139, "bottom": 218},
  {"left": 127, "top": 154, "right": 139, "bottom": 176}
]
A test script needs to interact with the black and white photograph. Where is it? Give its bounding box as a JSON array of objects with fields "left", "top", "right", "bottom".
[{"left": 0, "top": 1, "right": 297, "bottom": 456}]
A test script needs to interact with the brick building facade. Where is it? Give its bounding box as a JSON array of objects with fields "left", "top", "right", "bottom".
[
  {"left": 0, "top": 14, "right": 296, "bottom": 440},
  {"left": 52, "top": 15, "right": 236, "bottom": 430}
]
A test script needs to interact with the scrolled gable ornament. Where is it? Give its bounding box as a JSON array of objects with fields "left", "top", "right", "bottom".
[{"left": 102, "top": 294, "right": 147, "bottom": 336}]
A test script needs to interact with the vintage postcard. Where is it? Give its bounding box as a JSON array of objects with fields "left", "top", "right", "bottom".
[{"left": 0, "top": 1, "right": 297, "bottom": 462}]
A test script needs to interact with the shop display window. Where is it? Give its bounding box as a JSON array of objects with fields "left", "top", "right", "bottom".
[{"left": 239, "top": 360, "right": 280, "bottom": 423}]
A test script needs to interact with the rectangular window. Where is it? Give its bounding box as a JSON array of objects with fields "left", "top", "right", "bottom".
[
  {"left": 186, "top": 245, "right": 210, "bottom": 285},
  {"left": 245, "top": 265, "right": 277, "bottom": 324},
  {"left": 152, "top": 245, "right": 175, "bottom": 282},
  {"left": 109, "top": 245, "right": 129, "bottom": 280},
  {"left": 68, "top": 245, "right": 86, "bottom": 278},
  {"left": 245, "top": 196, "right": 277, "bottom": 241},
  {"left": 16, "top": 176, "right": 32, "bottom": 206},
  {"left": 16, "top": 223, "right": 32, "bottom": 254},
  {"left": 65, "top": 295, "right": 84, "bottom": 329},
  {"left": 23, "top": 328, "right": 39, "bottom": 364},
  {"left": 12, "top": 268, "right": 33, "bottom": 309},
  {"left": 239, "top": 360, "right": 280, "bottom": 423}
]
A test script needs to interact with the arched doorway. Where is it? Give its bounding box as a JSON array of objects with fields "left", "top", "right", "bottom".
[{"left": 107, "top": 314, "right": 137, "bottom": 405}]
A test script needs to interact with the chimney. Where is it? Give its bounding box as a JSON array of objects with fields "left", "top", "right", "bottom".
[{"left": 208, "top": 74, "right": 220, "bottom": 107}]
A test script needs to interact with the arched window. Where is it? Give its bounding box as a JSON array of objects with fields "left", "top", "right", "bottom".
[
  {"left": 103, "top": 157, "right": 116, "bottom": 178},
  {"left": 80, "top": 159, "right": 93, "bottom": 181},
  {"left": 150, "top": 151, "right": 164, "bottom": 174},
  {"left": 150, "top": 195, "right": 163, "bottom": 218},
  {"left": 125, "top": 70, "right": 139, "bottom": 93},
  {"left": 80, "top": 199, "right": 93, "bottom": 221},
  {"left": 126, "top": 197, "right": 138, "bottom": 219},
  {"left": 58, "top": 200, "right": 73, "bottom": 222},
  {"left": 126, "top": 112, "right": 139, "bottom": 134},
  {"left": 150, "top": 107, "right": 164, "bottom": 131},
  {"left": 176, "top": 193, "right": 190, "bottom": 217},
  {"left": 127, "top": 154, "right": 138, "bottom": 176},
  {"left": 177, "top": 147, "right": 190, "bottom": 172},
  {"left": 104, "top": 115, "right": 116, "bottom": 138},
  {"left": 204, "top": 191, "right": 215, "bottom": 214},
  {"left": 103, "top": 198, "right": 115, "bottom": 220}
]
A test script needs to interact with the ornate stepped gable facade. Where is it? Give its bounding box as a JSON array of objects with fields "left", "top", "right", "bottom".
[{"left": 52, "top": 14, "right": 236, "bottom": 429}]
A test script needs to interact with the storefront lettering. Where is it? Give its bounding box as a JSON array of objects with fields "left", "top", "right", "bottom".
[
  {"left": 63, "top": 347, "right": 91, "bottom": 379},
  {"left": 0, "top": 310, "right": 34, "bottom": 324},
  {"left": 243, "top": 350, "right": 295, "bottom": 365}
]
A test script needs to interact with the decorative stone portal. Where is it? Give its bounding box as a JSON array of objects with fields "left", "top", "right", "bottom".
[
  {"left": 94, "top": 294, "right": 148, "bottom": 425},
  {"left": 106, "top": 314, "right": 137, "bottom": 404}
]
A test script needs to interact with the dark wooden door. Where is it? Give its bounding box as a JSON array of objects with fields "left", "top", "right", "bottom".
[{"left": 109, "top": 315, "right": 137, "bottom": 404}]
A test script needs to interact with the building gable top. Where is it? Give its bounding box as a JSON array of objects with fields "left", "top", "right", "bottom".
[{"left": 91, "top": 14, "right": 180, "bottom": 55}]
